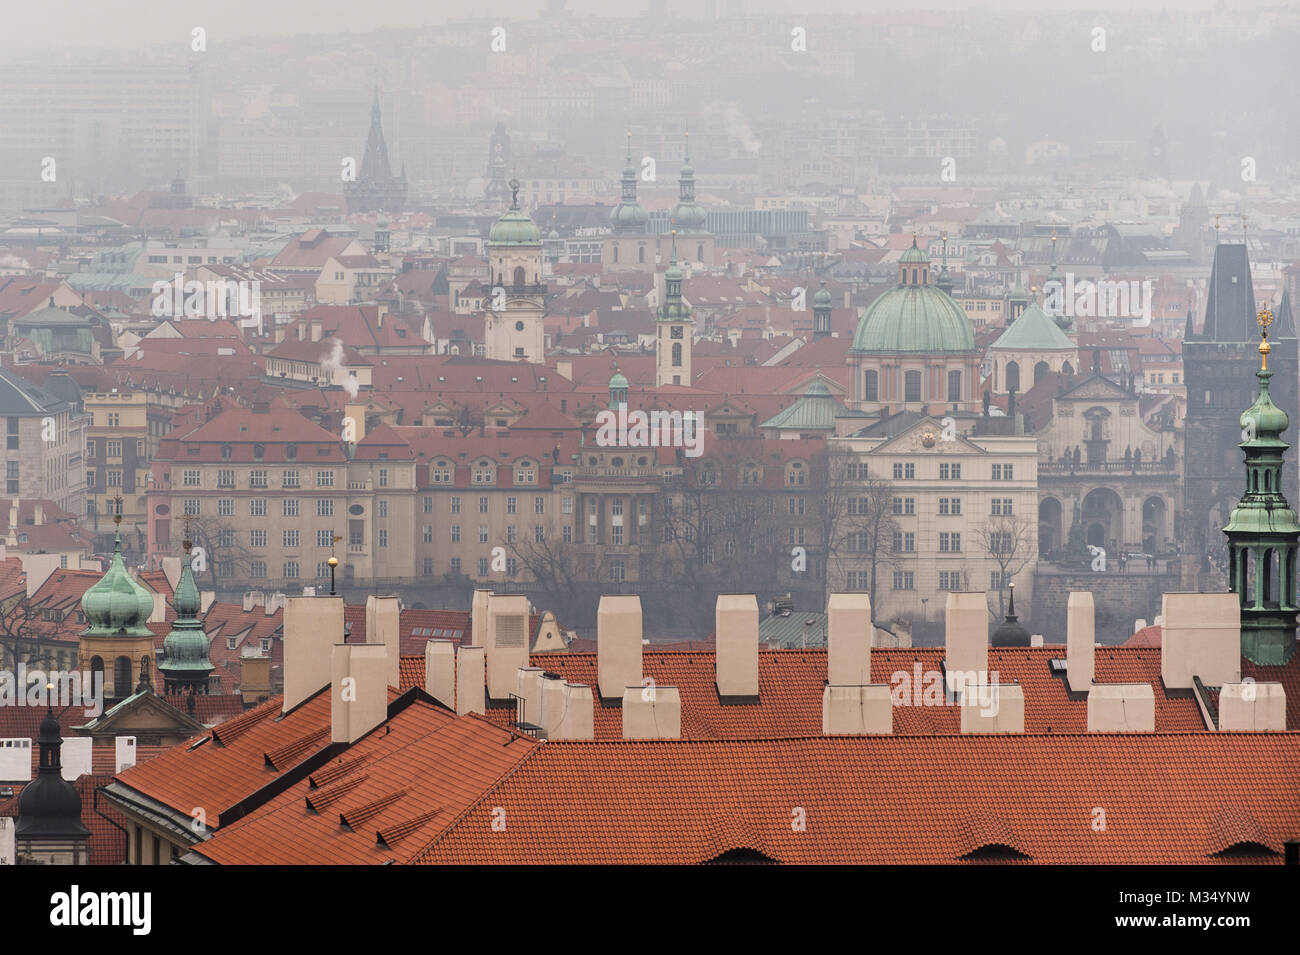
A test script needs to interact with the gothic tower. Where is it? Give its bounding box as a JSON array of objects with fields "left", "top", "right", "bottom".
[
  {"left": 344, "top": 89, "right": 407, "bottom": 214},
  {"left": 1224, "top": 306, "right": 1300, "bottom": 665}
]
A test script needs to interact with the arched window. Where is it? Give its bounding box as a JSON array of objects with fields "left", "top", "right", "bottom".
[
  {"left": 1005, "top": 361, "right": 1020, "bottom": 393},
  {"left": 697, "top": 243, "right": 704, "bottom": 262},
  {"left": 1034, "top": 360, "right": 1050, "bottom": 385},
  {"left": 113, "top": 656, "right": 132, "bottom": 696},
  {"left": 613, "top": 245, "right": 619, "bottom": 264},
  {"left": 905, "top": 371, "right": 922, "bottom": 402},
  {"left": 947, "top": 370, "right": 962, "bottom": 402},
  {"left": 638, "top": 246, "right": 645, "bottom": 264},
  {"left": 513, "top": 265, "right": 526, "bottom": 287},
  {"left": 864, "top": 369, "right": 879, "bottom": 401},
  {"left": 672, "top": 342, "right": 682, "bottom": 367}
]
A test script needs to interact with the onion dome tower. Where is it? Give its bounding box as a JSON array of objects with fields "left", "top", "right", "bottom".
[
  {"left": 990, "top": 582, "right": 1031, "bottom": 647},
  {"left": 655, "top": 231, "right": 693, "bottom": 387},
  {"left": 485, "top": 179, "right": 545, "bottom": 362},
  {"left": 78, "top": 498, "right": 157, "bottom": 702},
  {"left": 609, "top": 131, "right": 649, "bottom": 234},
  {"left": 15, "top": 700, "right": 90, "bottom": 864},
  {"left": 158, "top": 523, "right": 214, "bottom": 696},
  {"left": 609, "top": 370, "right": 629, "bottom": 410},
  {"left": 672, "top": 130, "right": 707, "bottom": 233},
  {"left": 1224, "top": 307, "right": 1300, "bottom": 665},
  {"left": 812, "top": 280, "right": 832, "bottom": 340}
]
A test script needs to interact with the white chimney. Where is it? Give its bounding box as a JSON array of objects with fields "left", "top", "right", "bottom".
[
  {"left": 242, "top": 592, "right": 256, "bottom": 612},
  {"left": 149, "top": 591, "right": 167, "bottom": 624},
  {"left": 330, "top": 643, "right": 387, "bottom": 744},
  {"left": 597, "top": 594, "right": 642, "bottom": 700},
  {"left": 715, "top": 594, "right": 759, "bottom": 697},
  {"left": 622, "top": 684, "right": 682, "bottom": 739},
  {"left": 556, "top": 682, "right": 594, "bottom": 740},
  {"left": 1030, "top": 634, "right": 1044, "bottom": 647},
  {"left": 822, "top": 684, "right": 892, "bottom": 735},
  {"left": 115, "top": 736, "right": 136, "bottom": 773},
  {"left": 827, "top": 592, "right": 871, "bottom": 686},
  {"left": 60, "top": 736, "right": 92, "bottom": 781},
  {"left": 470, "top": 589, "right": 493, "bottom": 647},
  {"left": 265, "top": 592, "right": 286, "bottom": 616},
  {"left": 538, "top": 673, "right": 566, "bottom": 737},
  {"left": 424, "top": 640, "right": 455, "bottom": 708},
  {"left": 485, "top": 594, "right": 529, "bottom": 700},
  {"left": 283, "top": 596, "right": 343, "bottom": 713},
  {"left": 365, "top": 594, "right": 401, "bottom": 689},
  {"left": 32, "top": 502, "right": 44, "bottom": 526},
  {"left": 0, "top": 739, "right": 32, "bottom": 781},
  {"left": 959, "top": 683, "right": 1025, "bottom": 734},
  {"left": 1067, "top": 591, "right": 1095, "bottom": 693},
  {"left": 516, "top": 666, "right": 544, "bottom": 729},
  {"left": 456, "top": 645, "right": 485, "bottom": 715},
  {"left": 944, "top": 591, "right": 988, "bottom": 694},
  {"left": 1218, "top": 682, "right": 1287, "bottom": 731},
  {"left": 21, "top": 553, "right": 59, "bottom": 597},
  {"left": 1087, "top": 684, "right": 1155, "bottom": 732},
  {"left": 1160, "top": 593, "right": 1240, "bottom": 689},
  {"left": 200, "top": 591, "right": 216, "bottom": 613}
]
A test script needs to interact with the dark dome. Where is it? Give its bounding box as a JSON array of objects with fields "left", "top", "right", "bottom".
[
  {"left": 15, "top": 712, "right": 89, "bottom": 839},
  {"left": 990, "top": 585, "right": 1031, "bottom": 648}
]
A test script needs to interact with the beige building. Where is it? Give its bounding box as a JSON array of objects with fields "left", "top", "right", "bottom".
[
  {"left": 0, "top": 368, "right": 87, "bottom": 518},
  {"left": 84, "top": 389, "right": 161, "bottom": 548},
  {"left": 831, "top": 415, "right": 1039, "bottom": 624}
]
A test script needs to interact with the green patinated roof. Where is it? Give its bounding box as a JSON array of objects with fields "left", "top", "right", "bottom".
[
  {"left": 160, "top": 545, "right": 213, "bottom": 678},
  {"left": 609, "top": 371, "right": 628, "bottom": 389},
  {"left": 813, "top": 282, "right": 832, "bottom": 307},
  {"left": 990, "top": 301, "right": 1076, "bottom": 351},
  {"left": 760, "top": 381, "right": 865, "bottom": 431},
  {"left": 759, "top": 612, "right": 827, "bottom": 649},
  {"left": 15, "top": 306, "right": 90, "bottom": 327},
  {"left": 850, "top": 284, "right": 974, "bottom": 354},
  {"left": 609, "top": 201, "right": 649, "bottom": 231},
  {"left": 81, "top": 530, "right": 155, "bottom": 637},
  {"left": 900, "top": 240, "right": 927, "bottom": 264},
  {"left": 488, "top": 207, "right": 541, "bottom": 247}
]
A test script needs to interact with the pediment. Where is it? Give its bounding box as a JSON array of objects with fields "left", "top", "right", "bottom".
[
  {"left": 1060, "top": 374, "right": 1132, "bottom": 401},
  {"left": 873, "top": 417, "right": 986, "bottom": 455}
]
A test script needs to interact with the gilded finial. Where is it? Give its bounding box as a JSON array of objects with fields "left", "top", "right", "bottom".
[
  {"left": 1258, "top": 307, "right": 1273, "bottom": 371},
  {"left": 112, "top": 495, "right": 123, "bottom": 526},
  {"left": 182, "top": 514, "right": 193, "bottom": 553}
]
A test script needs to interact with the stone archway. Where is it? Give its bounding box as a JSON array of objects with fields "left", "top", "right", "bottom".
[
  {"left": 1039, "top": 497, "right": 1062, "bottom": 556},
  {"left": 1142, "top": 496, "right": 1168, "bottom": 554},
  {"left": 1082, "top": 487, "right": 1124, "bottom": 553}
]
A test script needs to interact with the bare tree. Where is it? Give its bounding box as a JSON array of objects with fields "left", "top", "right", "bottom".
[
  {"left": 181, "top": 512, "right": 266, "bottom": 592},
  {"left": 819, "top": 445, "right": 898, "bottom": 614},
  {"left": 972, "top": 513, "right": 1037, "bottom": 618}
]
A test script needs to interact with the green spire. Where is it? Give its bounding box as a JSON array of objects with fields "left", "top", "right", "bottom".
[
  {"left": 1224, "top": 307, "right": 1299, "bottom": 665},
  {"left": 658, "top": 230, "right": 690, "bottom": 324},
  {"left": 610, "top": 130, "right": 649, "bottom": 232},
  {"left": 159, "top": 531, "right": 214, "bottom": 690},
  {"left": 80, "top": 512, "right": 154, "bottom": 638}
]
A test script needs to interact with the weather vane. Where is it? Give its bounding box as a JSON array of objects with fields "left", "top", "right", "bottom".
[
  {"left": 508, "top": 177, "right": 520, "bottom": 207},
  {"left": 1258, "top": 307, "right": 1274, "bottom": 371}
]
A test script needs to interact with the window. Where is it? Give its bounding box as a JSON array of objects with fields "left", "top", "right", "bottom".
[
  {"left": 562, "top": 497, "right": 573, "bottom": 515},
  {"left": 904, "top": 371, "right": 922, "bottom": 402},
  {"left": 250, "top": 560, "right": 267, "bottom": 579},
  {"left": 786, "top": 462, "right": 806, "bottom": 486},
  {"left": 251, "top": 529, "right": 267, "bottom": 547},
  {"left": 431, "top": 462, "right": 451, "bottom": 484},
  {"left": 107, "top": 412, "right": 120, "bottom": 428},
  {"left": 473, "top": 463, "right": 494, "bottom": 484},
  {"left": 939, "top": 462, "right": 961, "bottom": 480},
  {"left": 562, "top": 525, "right": 573, "bottom": 543},
  {"left": 283, "top": 530, "right": 300, "bottom": 548},
  {"left": 378, "top": 499, "right": 388, "bottom": 518},
  {"left": 108, "top": 470, "right": 124, "bottom": 488},
  {"left": 891, "top": 496, "right": 916, "bottom": 515},
  {"left": 450, "top": 525, "right": 461, "bottom": 543},
  {"left": 892, "top": 571, "right": 915, "bottom": 590},
  {"left": 423, "top": 496, "right": 434, "bottom": 513},
  {"left": 218, "top": 498, "right": 235, "bottom": 517},
  {"left": 218, "top": 561, "right": 234, "bottom": 579},
  {"left": 317, "top": 499, "right": 334, "bottom": 517},
  {"left": 947, "top": 370, "right": 962, "bottom": 402},
  {"left": 863, "top": 370, "right": 879, "bottom": 402},
  {"left": 939, "top": 571, "right": 961, "bottom": 590},
  {"left": 534, "top": 525, "right": 545, "bottom": 543},
  {"left": 217, "top": 469, "right": 235, "bottom": 488},
  {"left": 938, "top": 497, "right": 951, "bottom": 515},
  {"left": 479, "top": 496, "right": 489, "bottom": 514},
  {"left": 847, "top": 571, "right": 869, "bottom": 590},
  {"left": 317, "top": 561, "right": 331, "bottom": 578},
  {"left": 507, "top": 496, "right": 517, "bottom": 514},
  {"left": 283, "top": 470, "right": 300, "bottom": 488},
  {"left": 992, "top": 463, "right": 1014, "bottom": 481},
  {"left": 516, "top": 465, "right": 536, "bottom": 485},
  {"left": 282, "top": 499, "right": 300, "bottom": 517},
  {"left": 378, "top": 529, "right": 387, "bottom": 548},
  {"left": 892, "top": 462, "right": 915, "bottom": 480},
  {"left": 478, "top": 526, "right": 489, "bottom": 544},
  {"left": 991, "top": 498, "right": 1013, "bottom": 516},
  {"left": 478, "top": 557, "right": 490, "bottom": 576},
  {"left": 450, "top": 557, "right": 461, "bottom": 574},
  {"left": 611, "top": 524, "right": 623, "bottom": 545},
  {"left": 317, "top": 470, "right": 335, "bottom": 487},
  {"left": 610, "top": 559, "right": 626, "bottom": 583},
  {"left": 847, "top": 461, "right": 869, "bottom": 480},
  {"left": 450, "top": 496, "right": 461, "bottom": 514},
  {"left": 250, "top": 499, "right": 267, "bottom": 517},
  {"left": 250, "top": 469, "right": 267, "bottom": 488},
  {"left": 283, "top": 561, "right": 299, "bottom": 578},
  {"left": 939, "top": 532, "right": 961, "bottom": 552},
  {"left": 534, "top": 496, "right": 545, "bottom": 514},
  {"left": 990, "top": 571, "right": 1009, "bottom": 589},
  {"left": 423, "top": 557, "right": 434, "bottom": 575},
  {"left": 378, "top": 468, "right": 388, "bottom": 488},
  {"left": 86, "top": 439, "right": 95, "bottom": 456},
  {"left": 318, "top": 530, "right": 334, "bottom": 547},
  {"left": 892, "top": 532, "right": 915, "bottom": 552},
  {"left": 989, "top": 532, "right": 1012, "bottom": 552},
  {"left": 183, "top": 498, "right": 200, "bottom": 516},
  {"left": 788, "top": 497, "right": 805, "bottom": 516},
  {"left": 183, "top": 468, "right": 200, "bottom": 486},
  {"left": 218, "top": 529, "right": 236, "bottom": 548},
  {"left": 5, "top": 461, "right": 16, "bottom": 495}
]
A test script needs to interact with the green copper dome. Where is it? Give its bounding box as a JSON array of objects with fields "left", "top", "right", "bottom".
[
  {"left": 81, "top": 530, "right": 155, "bottom": 636},
  {"left": 489, "top": 209, "right": 541, "bottom": 247},
  {"left": 813, "top": 282, "right": 832, "bottom": 307},
  {"left": 1240, "top": 372, "right": 1290, "bottom": 442},
  {"left": 160, "top": 546, "right": 213, "bottom": 682},
  {"left": 850, "top": 284, "right": 975, "bottom": 354},
  {"left": 991, "top": 302, "right": 1076, "bottom": 351},
  {"left": 900, "top": 240, "right": 928, "bottom": 264},
  {"left": 609, "top": 371, "right": 629, "bottom": 390},
  {"left": 609, "top": 200, "right": 649, "bottom": 231}
]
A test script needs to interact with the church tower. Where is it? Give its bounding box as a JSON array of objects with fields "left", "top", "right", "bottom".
[
  {"left": 15, "top": 705, "right": 90, "bottom": 864},
  {"left": 485, "top": 179, "right": 546, "bottom": 362},
  {"left": 158, "top": 525, "right": 214, "bottom": 698},
  {"left": 656, "top": 232, "right": 693, "bottom": 387},
  {"left": 344, "top": 88, "right": 407, "bottom": 214},
  {"left": 77, "top": 499, "right": 157, "bottom": 703},
  {"left": 1224, "top": 306, "right": 1300, "bottom": 665},
  {"left": 812, "top": 280, "right": 832, "bottom": 340}
]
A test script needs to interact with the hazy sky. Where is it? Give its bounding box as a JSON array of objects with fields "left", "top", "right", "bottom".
[{"left": 1, "top": 0, "right": 1256, "bottom": 53}]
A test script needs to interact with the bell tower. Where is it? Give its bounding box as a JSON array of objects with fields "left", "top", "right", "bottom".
[{"left": 656, "top": 232, "right": 693, "bottom": 388}]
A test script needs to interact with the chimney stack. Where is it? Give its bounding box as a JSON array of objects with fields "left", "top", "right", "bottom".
[
  {"left": 715, "top": 594, "right": 759, "bottom": 697},
  {"left": 1087, "top": 684, "right": 1155, "bottom": 732},
  {"left": 470, "top": 589, "right": 492, "bottom": 646},
  {"left": 554, "top": 682, "right": 594, "bottom": 740},
  {"left": 161, "top": 556, "right": 181, "bottom": 592},
  {"left": 149, "top": 591, "right": 167, "bottom": 624},
  {"left": 1160, "top": 593, "right": 1240, "bottom": 689},
  {"left": 456, "top": 645, "right": 485, "bottom": 715},
  {"left": 32, "top": 502, "right": 43, "bottom": 526},
  {"left": 827, "top": 592, "right": 871, "bottom": 686},
  {"left": 622, "top": 683, "right": 682, "bottom": 739},
  {"left": 597, "top": 595, "right": 642, "bottom": 700},
  {"left": 1218, "top": 682, "right": 1287, "bottom": 731},
  {"left": 515, "top": 666, "right": 544, "bottom": 729},
  {"left": 310, "top": 318, "right": 322, "bottom": 343},
  {"left": 365, "top": 594, "right": 401, "bottom": 689},
  {"left": 1067, "top": 591, "right": 1095, "bottom": 692},
  {"left": 330, "top": 643, "right": 387, "bottom": 744},
  {"left": 424, "top": 640, "right": 455, "bottom": 708},
  {"left": 944, "top": 591, "right": 988, "bottom": 694},
  {"left": 485, "top": 594, "right": 530, "bottom": 700},
  {"left": 959, "top": 683, "right": 1025, "bottom": 733},
  {"left": 822, "top": 685, "right": 892, "bottom": 735},
  {"left": 283, "top": 596, "right": 343, "bottom": 713}
]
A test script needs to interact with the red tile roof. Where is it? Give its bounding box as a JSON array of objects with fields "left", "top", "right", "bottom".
[{"left": 413, "top": 732, "right": 1300, "bottom": 864}]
